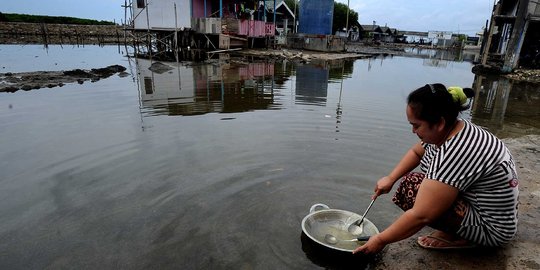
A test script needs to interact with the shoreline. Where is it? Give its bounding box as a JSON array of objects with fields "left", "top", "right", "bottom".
[{"left": 372, "top": 135, "right": 540, "bottom": 269}]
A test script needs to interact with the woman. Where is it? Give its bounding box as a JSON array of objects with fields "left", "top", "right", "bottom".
[{"left": 353, "top": 83, "right": 519, "bottom": 254}]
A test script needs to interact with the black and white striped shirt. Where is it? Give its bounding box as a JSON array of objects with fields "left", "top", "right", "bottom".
[{"left": 420, "top": 120, "right": 519, "bottom": 246}]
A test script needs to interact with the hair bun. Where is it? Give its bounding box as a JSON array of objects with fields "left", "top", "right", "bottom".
[{"left": 447, "top": 86, "right": 469, "bottom": 105}]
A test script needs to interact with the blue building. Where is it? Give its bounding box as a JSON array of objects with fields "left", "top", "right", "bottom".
[{"left": 298, "top": 0, "right": 334, "bottom": 35}]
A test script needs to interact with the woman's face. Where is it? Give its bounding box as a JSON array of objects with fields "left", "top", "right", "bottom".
[{"left": 406, "top": 104, "right": 444, "bottom": 144}]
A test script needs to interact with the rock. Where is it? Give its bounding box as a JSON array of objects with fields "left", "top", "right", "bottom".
[
  {"left": 63, "top": 69, "right": 92, "bottom": 77},
  {"left": 0, "top": 85, "right": 19, "bottom": 92},
  {"left": 148, "top": 62, "right": 173, "bottom": 74},
  {"left": 472, "top": 64, "right": 503, "bottom": 75},
  {"left": 118, "top": 71, "right": 130, "bottom": 77},
  {"left": 0, "top": 65, "right": 127, "bottom": 93},
  {"left": 91, "top": 65, "right": 127, "bottom": 77}
]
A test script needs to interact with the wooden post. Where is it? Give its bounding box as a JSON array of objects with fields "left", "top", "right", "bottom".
[
  {"left": 40, "top": 23, "right": 49, "bottom": 47},
  {"left": 174, "top": 3, "right": 179, "bottom": 62},
  {"left": 481, "top": 3, "right": 500, "bottom": 65},
  {"left": 59, "top": 27, "right": 64, "bottom": 47},
  {"left": 145, "top": 1, "right": 153, "bottom": 60}
]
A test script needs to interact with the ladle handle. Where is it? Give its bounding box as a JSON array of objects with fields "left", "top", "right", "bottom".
[
  {"left": 355, "top": 199, "right": 376, "bottom": 226},
  {"left": 357, "top": 236, "right": 370, "bottom": 241}
]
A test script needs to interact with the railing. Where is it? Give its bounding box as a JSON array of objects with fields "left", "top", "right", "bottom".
[{"left": 192, "top": 17, "right": 276, "bottom": 37}]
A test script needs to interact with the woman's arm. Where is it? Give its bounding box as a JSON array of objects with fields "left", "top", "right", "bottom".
[
  {"left": 353, "top": 179, "right": 459, "bottom": 254},
  {"left": 373, "top": 142, "right": 425, "bottom": 198}
]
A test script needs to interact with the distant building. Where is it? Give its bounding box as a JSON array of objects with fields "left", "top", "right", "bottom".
[{"left": 359, "top": 24, "right": 382, "bottom": 40}]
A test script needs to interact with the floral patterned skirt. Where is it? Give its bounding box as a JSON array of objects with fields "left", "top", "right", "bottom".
[{"left": 392, "top": 172, "right": 468, "bottom": 234}]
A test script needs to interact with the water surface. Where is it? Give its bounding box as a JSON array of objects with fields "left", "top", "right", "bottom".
[{"left": 0, "top": 45, "right": 538, "bottom": 269}]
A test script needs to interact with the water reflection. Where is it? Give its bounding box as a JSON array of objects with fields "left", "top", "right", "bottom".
[
  {"left": 137, "top": 59, "right": 277, "bottom": 116},
  {"left": 136, "top": 58, "right": 356, "bottom": 115},
  {"left": 404, "top": 48, "right": 481, "bottom": 66},
  {"left": 470, "top": 75, "right": 540, "bottom": 137},
  {"left": 295, "top": 64, "right": 329, "bottom": 106},
  {"left": 2, "top": 45, "right": 540, "bottom": 269},
  {"left": 135, "top": 55, "right": 539, "bottom": 138}
]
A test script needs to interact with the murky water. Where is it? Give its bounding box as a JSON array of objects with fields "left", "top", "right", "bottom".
[{"left": 0, "top": 45, "right": 538, "bottom": 269}]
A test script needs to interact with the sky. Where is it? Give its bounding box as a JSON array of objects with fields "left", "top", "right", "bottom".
[{"left": 1, "top": 0, "right": 495, "bottom": 35}]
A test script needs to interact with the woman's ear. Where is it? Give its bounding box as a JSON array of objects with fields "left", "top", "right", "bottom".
[{"left": 436, "top": 117, "right": 446, "bottom": 132}]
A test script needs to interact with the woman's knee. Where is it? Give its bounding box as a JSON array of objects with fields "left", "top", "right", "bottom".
[{"left": 392, "top": 172, "right": 425, "bottom": 211}]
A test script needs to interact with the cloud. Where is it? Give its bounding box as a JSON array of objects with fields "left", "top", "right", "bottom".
[{"left": 337, "top": 0, "right": 492, "bottom": 34}]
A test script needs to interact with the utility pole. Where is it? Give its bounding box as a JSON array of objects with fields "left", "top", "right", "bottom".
[
  {"left": 293, "top": 0, "right": 297, "bottom": 33},
  {"left": 345, "top": 0, "right": 350, "bottom": 31}
]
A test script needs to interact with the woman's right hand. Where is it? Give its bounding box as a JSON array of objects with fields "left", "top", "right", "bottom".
[{"left": 373, "top": 176, "right": 396, "bottom": 199}]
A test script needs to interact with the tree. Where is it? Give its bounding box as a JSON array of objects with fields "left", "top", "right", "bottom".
[
  {"left": 332, "top": 1, "right": 359, "bottom": 34},
  {"left": 284, "top": 0, "right": 299, "bottom": 18},
  {"left": 285, "top": 0, "right": 358, "bottom": 34}
]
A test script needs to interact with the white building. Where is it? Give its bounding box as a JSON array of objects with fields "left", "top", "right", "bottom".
[{"left": 132, "top": 0, "right": 191, "bottom": 30}]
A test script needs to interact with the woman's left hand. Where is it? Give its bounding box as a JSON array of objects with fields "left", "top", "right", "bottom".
[{"left": 352, "top": 234, "right": 386, "bottom": 255}]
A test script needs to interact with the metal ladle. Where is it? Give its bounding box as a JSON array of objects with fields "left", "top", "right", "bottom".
[
  {"left": 324, "top": 234, "right": 371, "bottom": 245},
  {"left": 347, "top": 198, "right": 376, "bottom": 235}
]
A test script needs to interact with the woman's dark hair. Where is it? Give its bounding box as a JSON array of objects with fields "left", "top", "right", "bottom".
[
  {"left": 407, "top": 83, "right": 472, "bottom": 127},
  {"left": 463, "top": 87, "right": 475, "bottom": 98}
]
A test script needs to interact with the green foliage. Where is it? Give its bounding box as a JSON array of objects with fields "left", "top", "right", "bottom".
[
  {"left": 332, "top": 2, "right": 359, "bottom": 34},
  {"left": 0, "top": 12, "right": 115, "bottom": 25}
]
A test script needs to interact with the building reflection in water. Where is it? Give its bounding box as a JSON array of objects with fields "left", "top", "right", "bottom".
[
  {"left": 295, "top": 64, "right": 329, "bottom": 106},
  {"left": 470, "top": 75, "right": 540, "bottom": 137},
  {"left": 402, "top": 48, "right": 481, "bottom": 68},
  {"left": 136, "top": 58, "right": 277, "bottom": 116},
  {"left": 135, "top": 57, "right": 355, "bottom": 117}
]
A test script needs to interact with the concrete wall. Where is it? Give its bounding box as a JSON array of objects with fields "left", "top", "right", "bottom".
[{"left": 287, "top": 34, "right": 345, "bottom": 52}]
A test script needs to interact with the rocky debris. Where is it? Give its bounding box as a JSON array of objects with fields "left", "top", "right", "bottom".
[
  {"left": 473, "top": 64, "right": 540, "bottom": 84},
  {"left": 281, "top": 50, "right": 312, "bottom": 61},
  {"left": 0, "top": 65, "right": 126, "bottom": 93},
  {"left": 472, "top": 64, "right": 505, "bottom": 75},
  {"left": 346, "top": 43, "right": 406, "bottom": 56},
  {"left": 237, "top": 49, "right": 370, "bottom": 62},
  {"left": 504, "top": 69, "right": 540, "bottom": 84}
]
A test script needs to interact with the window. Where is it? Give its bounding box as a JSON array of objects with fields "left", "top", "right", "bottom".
[
  {"left": 144, "top": 77, "right": 153, "bottom": 94},
  {"left": 137, "top": 0, "right": 145, "bottom": 8}
]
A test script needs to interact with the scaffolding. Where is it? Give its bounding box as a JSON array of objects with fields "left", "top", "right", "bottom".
[{"left": 122, "top": 0, "right": 279, "bottom": 62}]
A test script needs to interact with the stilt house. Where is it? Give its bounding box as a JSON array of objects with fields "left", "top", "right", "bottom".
[{"left": 481, "top": 0, "right": 540, "bottom": 71}]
